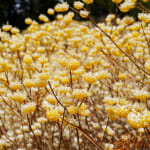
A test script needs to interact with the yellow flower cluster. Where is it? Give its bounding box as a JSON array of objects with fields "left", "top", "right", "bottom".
[
  {"left": 73, "top": 89, "right": 90, "bottom": 100},
  {"left": 0, "top": 0, "right": 150, "bottom": 149},
  {"left": 46, "top": 109, "right": 60, "bottom": 122},
  {"left": 22, "top": 102, "right": 36, "bottom": 113}
]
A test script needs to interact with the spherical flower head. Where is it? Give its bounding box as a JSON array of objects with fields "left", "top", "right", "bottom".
[
  {"left": 39, "top": 57, "right": 48, "bottom": 65},
  {"left": 39, "top": 14, "right": 49, "bottom": 22},
  {"left": 46, "top": 110, "right": 60, "bottom": 122},
  {"left": 23, "top": 79, "right": 34, "bottom": 88},
  {"left": 105, "top": 14, "right": 115, "bottom": 23},
  {"left": 56, "top": 14, "right": 63, "bottom": 20},
  {"left": 119, "top": 3, "right": 130, "bottom": 13},
  {"left": 10, "top": 82, "right": 21, "bottom": 90},
  {"left": 73, "top": 89, "right": 89, "bottom": 100},
  {"left": 2, "top": 24, "right": 12, "bottom": 32},
  {"left": 45, "top": 95, "right": 57, "bottom": 104},
  {"left": 38, "top": 72, "right": 50, "bottom": 81},
  {"left": 127, "top": 112, "right": 143, "bottom": 128},
  {"left": 22, "top": 102, "right": 36, "bottom": 113},
  {"left": 83, "top": 72, "right": 96, "bottom": 84},
  {"left": 132, "top": 90, "right": 150, "bottom": 101},
  {"left": 11, "top": 27, "right": 20, "bottom": 34},
  {"left": 68, "top": 59, "right": 80, "bottom": 70},
  {"left": 54, "top": 2, "right": 69, "bottom": 12},
  {"left": 106, "top": 127, "right": 114, "bottom": 136},
  {"left": 73, "top": 67, "right": 85, "bottom": 76},
  {"left": 34, "top": 129, "right": 42, "bottom": 136},
  {"left": 82, "top": 0, "right": 93, "bottom": 5},
  {"left": 37, "top": 46, "right": 45, "bottom": 53},
  {"left": 23, "top": 55, "right": 33, "bottom": 65},
  {"left": 95, "top": 71, "right": 109, "bottom": 80},
  {"left": 115, "top": 106, "right": 131, "bottom": 118},
  {"left": 68, "top": 106, "right": 78, "bottom": 115},
  {"left": 81, "top": 45, "right": 88, "bottom": 52},
  {"left": 80, "top": 10, "right": 89, "bottom": 18},
  {"left": 35, "top": 79, "right": 47, "bottom": 88},
  {"left": 74, "top": 1, "right": 84, "bottom": 10},
  {"left": 79, "top": 109, "right": 91, "bottom": 117},
  {"left": 62, "top": 96, "right": 73, "bottom": 106},
  {"left": 64, "top": 13, "right": 74, "bottom": 25},
  {"left": 60, "top": 77, "right": 70, "bottom": 84},
  {"left": 112, "top": 0, "right": 123, "bottom": 3},
  {"left": 47, "top": 8, "right": 54, "bottom": 15},
  {"left": 104, "top": 97, "right": 118, "bottom": 105},
  {"left": 38, "top": 117, "right": 47, "bottom": 123},
  {"left": 25, "top": 17, "right": 32, "bottom": 25},
  {"left": 59, "top": 58, "right": 68, "bottom": 67},
  {"left": 13, "top": 92, "right": 26, "bottom": 103}
]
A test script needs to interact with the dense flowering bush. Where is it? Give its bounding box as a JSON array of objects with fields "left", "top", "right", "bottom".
[{"left": 0, "top": 0, "right": 150, "bottom": 149}]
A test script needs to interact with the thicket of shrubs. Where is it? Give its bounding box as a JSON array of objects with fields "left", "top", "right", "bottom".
[{"left": 0, "top": 0, "right": 150, "bottom": 149}]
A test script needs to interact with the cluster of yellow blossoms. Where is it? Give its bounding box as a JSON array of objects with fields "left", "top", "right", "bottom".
[{"left": 0, "top": 0, "right": 150, "bottom": 149}]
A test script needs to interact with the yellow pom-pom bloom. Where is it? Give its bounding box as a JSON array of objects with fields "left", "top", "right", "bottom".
[
  {"left": 60, "top": 77, "right": 70, "bottom": 84},
  {"left": 62, "top": 97, "right": 73, "bottom": 106},
  {"left": 95, "top": 71, "right": 109, "bottom": 80},
  {"left": 83, "top": 72, "right": 96, "bottom": 84},
  {"left": 46, "top": 110, "right": 60, "bottom": 122},
  {"left": 68, "top": 59, "right": 80, "bottom": 70},
  {"left": 132, "top": 90, "right": 150, "bottom": 101},
  {"left": 10, "top": 82, "right": 21, "bottom": 90},
  {"left": 79, "top": 109, "right": 91, "bottom": 117},
  {"left": 80, "top": 10, "right": 89, "bottom": 18},
  {"left": 25, "top": 17, "right": 32, "bottom": 25},
  {"left": 45, "top": 95, "right": 57, "bottom": 104},
  {"left": 47, "top": 8, "right": 54, "bottom": 15},
  {"left": 104, "top": 97, "right": 118, "bottom": 105},
  {"left": 73, "top": 89, "right": 89, "bottom": 100},
  {"left": 35, "top": 79, "right": 47, "bottom": 88},
  {"left": 127, "top": 112, "right": 143, "bottom": 129},
  {"left": 115, "top": 106, "right": 131, "bottom": 118},
  {"left": 64, "top": 14, "right": 73, "bottom": 25},
  {"left": 81, "top": 45, "right": 89, "bottom": 52},
  {"left": 77, "top": 103, "right": 87, "bottom": 110},
  {"left": 59, "top": 58, "right": 68, "bottom": 67},
  {"left": 37, "top": 46, "right": 45, "bottom": 53},
  {"left": 23, "top": 55, "right": 33, "bottom": 65},
  {"left": 13, "top": 93, "right": 26, "bottom": 103},
  {"left": 22, "top": 102, "right": 36, "bottom": 114},
  {"left": 38, "top": 73, "right": 50, "bottom": 81},
  {"left": 38, "top": 117, "right": 47, "bottom": 123},
  {"left": 11, "top": 27, "right": 20, "bottom": 34},
  {"left": 2, "top": 25, "right": 12, "bottom": 32},
  {"left": 68, "top": 106, "right": 78, "bottom": 115},
  {"left": 39, "top": 14, "right": 49, "bottom": 22},
  {"left": 74, "top": 1, "right": 84, "bottom": 10},
  {"left": 83, "top": 0, "right": 93, "bottom": 5},
  {"left": 23, "top": 79, "right": 34, "bottom": 88},
  {"left": 54, "top": 2, "right": 69, "bottom": 12},
  {"left": 39, "top": 57, "right": 48, "bottom": 65}
]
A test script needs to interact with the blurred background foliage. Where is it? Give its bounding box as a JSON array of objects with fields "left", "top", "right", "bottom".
[{"left": 0, "top": 0, "right": 150, "bottom": 30}]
